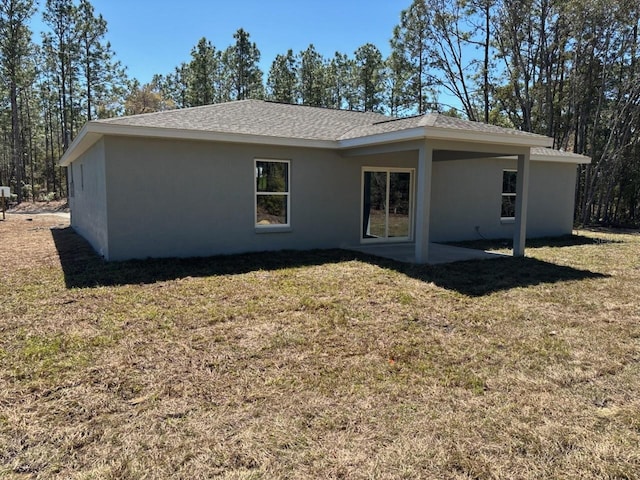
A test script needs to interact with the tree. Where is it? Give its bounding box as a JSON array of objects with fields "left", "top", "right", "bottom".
[
  {"left": 185, "top": 37, "right": 220, "bottom": 106},
  {"left": 326, "top": 52, "right": 357, "bottom": 110},
  {"left": 0, "top": 0, "right": 36, "bottom": 203},
  {"left": 266, "top": 49, "right": 297, "bottom": 103},
  {"left": 222, "top": 28, "right": 263, "bottom": 101},
  {"left": 391, "top": 0, "right": 434, "bottom": 114},
  {"left": 77, "top": 0, "right": 127, "bottom": 120},
  {"left": 354, "top": 43, "right": 385, "bottom": 112},
  {"left": 42, "top": 0, "right": 79, "bottom": 150},
  {"left": 297, "top": 44, "right": 327, "bottom": 106},
  {"left": 125, "top": 78, "right": 175, "bottom": 115}
]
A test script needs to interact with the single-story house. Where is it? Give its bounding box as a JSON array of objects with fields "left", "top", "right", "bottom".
[{"left": 59, "top": 100, "right": 590, "bottom": 263}]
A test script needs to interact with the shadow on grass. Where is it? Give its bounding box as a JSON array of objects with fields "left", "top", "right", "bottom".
[
  {"left": 51, "top": 227, "right": 608, "bottom": 296},
  {"left": 448, "top": 233, "right": 622, "bottom": 252}
]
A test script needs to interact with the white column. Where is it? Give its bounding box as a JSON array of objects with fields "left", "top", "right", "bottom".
[
  {"left": 513, "top": 150, "right": 531, "bottom": 257},
  {"left": 415, "top": 144, "right": 433, "bottom": 263}
]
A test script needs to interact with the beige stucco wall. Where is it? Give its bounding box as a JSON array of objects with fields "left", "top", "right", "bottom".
[
  {"left": 430, "top": 157, "right": 577, "bottom": 242},
  {"left": 68, "top": 138, "right": 109, "bottom": 257}
]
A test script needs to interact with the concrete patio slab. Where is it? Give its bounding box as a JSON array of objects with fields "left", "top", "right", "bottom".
[{"left": 347, "top": 242, "right": 509, "bottom": 264}]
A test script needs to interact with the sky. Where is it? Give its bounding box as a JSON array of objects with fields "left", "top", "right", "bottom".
[{"left": 34, "top": 0, "right": 409, "bottom": 85}]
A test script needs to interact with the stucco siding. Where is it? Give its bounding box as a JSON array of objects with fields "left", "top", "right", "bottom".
[
  {"left": 527, "top": 161, "right": 577, "bottom": 237},
  {"left": 68, "top": 138, "right": 109, "bottom": 257},
  {"left": 430, "top": 157, "right": 577, "bottom": 242},
  {"left": 102, "top": 136, "right": 397, "bottom": 260},
  {"left": 72, "top": 135, "right": 577, "bottom": 260}
]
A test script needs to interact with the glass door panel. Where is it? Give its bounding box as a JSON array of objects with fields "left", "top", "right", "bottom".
[
  {"left": 362, "top": 169, "right": 413, "bottom": 242},
  {"left": 363, "top": 171, "right": 387, "bottom": 238},
  {"left": 388, "top": 172, "right": 411, "bottom": 238}
]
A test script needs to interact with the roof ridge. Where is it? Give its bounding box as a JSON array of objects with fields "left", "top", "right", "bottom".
[
  {"left": 263, "top": 99, "right": 390, "bottom": 117},
  {"left": 371, "top": 114, "right": 420, "bottom": 126}
]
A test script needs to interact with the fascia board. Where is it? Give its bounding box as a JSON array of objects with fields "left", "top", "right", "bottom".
[
  {"left": 531, "top": 152, "right": 591, "bottom": 164},
  {"left": 338, "top": 128, "right": 427, "bottom": 149},
  {"left": 339, "top": 126, "right": 553, "bottom": 149},
  {"left": 59, "top": 124, "right": 101, "bottom": 166},
  {"left": 424, "top": 127, "right": 554, "bottom": 148}
]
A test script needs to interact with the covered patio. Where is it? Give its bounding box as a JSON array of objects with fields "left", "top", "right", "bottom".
[{"left": 341, "top": 115, "right": 558, "bottom": 264}]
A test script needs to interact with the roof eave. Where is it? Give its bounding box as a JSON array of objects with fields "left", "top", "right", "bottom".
[
  {"left": 338, "top": 127, "right": 426, "bottom": 149},
  {"left": 59, "top": 123, "right": 101, "bottom": 166},
  {"left": 338, "top": 126, "right": 554, "bottom": 149},
  {"left": 425, "top": 127, "right": 553, "bottom": 148},
  {"left": 530, "top": 150, "right": 591, "bottom": 164},
  {"left": 59, "top": 122, "right": 339, "bottom": 165}
]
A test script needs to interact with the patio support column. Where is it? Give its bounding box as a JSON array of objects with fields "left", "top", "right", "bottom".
[
  {"left": 513, "top": 150, "right": 531, "bottom": 257},
  {"left": 415, "top": 144, "right": 433, "bottom": 263}
]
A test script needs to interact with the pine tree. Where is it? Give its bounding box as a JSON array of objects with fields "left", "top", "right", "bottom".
[
  {"left": 297, "top": 44, "right": 327, "bottom": 107},
  {"left": 43, "top": 0, "right": 79, "bottom": 150},
  {"left": 266, "top": 49, "right": 297, "bottom": 104},
  {"left": 0, "top": 0, "right": 36, "bottom": 203},
  {"left": 77, "top": 0, "right": 127, "bottom": 120},
  {"left": 222, "top": 28, "right": 263, "bottom": 101},
  {"left": 391, "top": 0, "right": 434, "bottom": 114},
  {"left": 354, "top": 43, "right": 385, "bottom": 112},
  {"left": 326, "top": 52, "right": 357, "bottom": 110},
  {"left": 185, "top": 37, "right": 220, "bottom": 106}
]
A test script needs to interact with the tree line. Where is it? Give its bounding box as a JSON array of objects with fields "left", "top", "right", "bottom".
[{"left": 1, "top": 0, "right": 639, "bottom": 227}]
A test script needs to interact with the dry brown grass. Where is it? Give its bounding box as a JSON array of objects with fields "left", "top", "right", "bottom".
[{"left": 1, "top": 214, "right": 639, "bottom": 479}]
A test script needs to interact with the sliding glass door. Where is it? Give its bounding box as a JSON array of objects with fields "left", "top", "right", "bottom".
[{"left": 362, "top": 168, "right": 413, "bottom": 242}]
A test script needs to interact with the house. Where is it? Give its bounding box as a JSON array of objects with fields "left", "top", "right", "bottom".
[{"left": 59, "top": 100, "right": 590, "bottom": 263}]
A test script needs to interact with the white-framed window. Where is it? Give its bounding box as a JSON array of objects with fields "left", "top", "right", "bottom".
[
  {"left": 255, "top": 159, "right": 290, "bottom": 227},
  {"left": 501, "top": 170, "right": 517, "bottom": 220}
]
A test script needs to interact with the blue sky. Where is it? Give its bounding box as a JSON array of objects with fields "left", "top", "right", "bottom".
[{"left": 35, "top": 0, "right": 409, "bottom": 84}]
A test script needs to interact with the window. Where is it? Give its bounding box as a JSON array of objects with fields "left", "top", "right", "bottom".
[
  {"left": 501, "top": 170, "right": 517, "bottom": 219},
  {"left": 69, "top": 164, "right": 75, "bottom": 198},
  {"left": 80, "top": 164, "right": 84, "bottom": 191},
  {"left": 255, "top": 159, "right": 290, "bottom": 227}
]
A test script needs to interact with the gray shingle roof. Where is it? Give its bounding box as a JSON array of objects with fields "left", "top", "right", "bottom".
[
  {"left": 531, "top": 146, "right": 591, "bottom": 163},
  {"left": 338, "top": 113, "right": 548, "bottom": 140},
  {"left": 99, "top": 100, "right": 390, "bottom": 141},
  {"left": 98, "top": 99, "right": 548, "bottom": 143},
  {"left": 62, "top": 100, "right": 590, "bottom": 166}
]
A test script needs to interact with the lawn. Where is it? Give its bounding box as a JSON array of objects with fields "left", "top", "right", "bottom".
[{"left": 1, "top": 214, "right": 639, "bottom": 479}]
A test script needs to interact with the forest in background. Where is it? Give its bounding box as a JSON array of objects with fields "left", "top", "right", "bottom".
[{"left": 1, "top": 0, "right": 639, "bottom": 226}]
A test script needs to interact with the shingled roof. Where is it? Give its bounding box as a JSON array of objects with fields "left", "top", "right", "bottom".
[
  {"left": 99, "top": 99, "right": 390, "bottom": 142},
  {"left": 61, "top": 100, "right": 590, "bottom": 165}
]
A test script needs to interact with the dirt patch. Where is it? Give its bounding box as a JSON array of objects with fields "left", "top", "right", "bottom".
[{"left": 6, "top": 200, "right": 69, "bottom": 215}]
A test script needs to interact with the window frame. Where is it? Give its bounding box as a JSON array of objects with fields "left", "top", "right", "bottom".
[
  {"left": 254, "top": 158, "right": 291, "bottom": 230},
  {"left": 501, "top": 169, "right": 517, "bottom": 221}
]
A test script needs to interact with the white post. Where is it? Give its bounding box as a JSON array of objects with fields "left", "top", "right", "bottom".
[
  {"left": 513, "top": 151, "right": 530, "bottom": 257},
  {"left": 415, "top": 144, "right": 433, "bottom": 263}
]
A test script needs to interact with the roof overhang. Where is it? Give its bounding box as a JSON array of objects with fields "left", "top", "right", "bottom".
[
  {"left": 531, "top": 148, "right": 591, "bottom": 164},
  {"left": 338, "top": 125, "right": 553, "bottom": 150},
  {"left": 60, "top": 117, "right": 588, "bottom": 167},
  {"left": 59, "top": 122, "right": 338, "bottom": 166}
]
